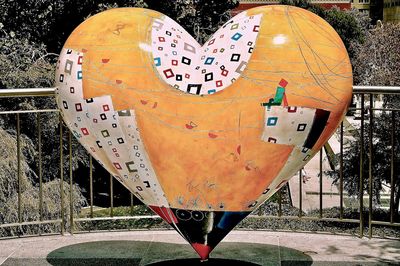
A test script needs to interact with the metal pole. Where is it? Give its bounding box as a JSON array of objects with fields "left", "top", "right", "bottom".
[
  {"left": 390, "top": 111, "right": 395, "bottom": 224},
  {"left": 90, "top": 155, "right": 93, "bottom": 219},
  {"left": 299, "top": 169, "right": 303, "bottom": 218},
  {"left": 59, "top": 115, "right": 64, "bottom": 235},
  {"left": 359, "top": 93, "right": 365, "bottom": 238},
  {"left": 368, "top": 94, "right": 373, "bottom": 238},
  {"left": 69, "top": 130, "right": 74, "bottom": 234},
  {"left": 110, "top": 174, "right": 114, "bottom": 217},
  {"left": 37, "top": 113, "right": 43, "bottom": 234},
  {"left": 319, "top": 150, "right": 323, "bottom": 218},
  {"left": 130, "top": 193, "right": 134, "bottom": 216},
  {"left": 278, "top": 189, "right": 282, "bottom": 217},
  {"left": 17, "top": 113, "right": 22, "bottom": 224},
  {"left": 340, "top": 121, "right": 344, "bottom": 219}
]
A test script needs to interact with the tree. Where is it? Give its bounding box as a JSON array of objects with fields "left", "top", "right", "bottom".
[{"left": 146, "top": 0, "right": 239, "bottom": 44}]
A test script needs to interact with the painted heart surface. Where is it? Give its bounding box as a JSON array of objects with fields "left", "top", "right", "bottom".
[{"left": 56, "top": 5, "right": 352, "bottom": 259}]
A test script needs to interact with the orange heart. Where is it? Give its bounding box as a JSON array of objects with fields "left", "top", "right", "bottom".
[{"left": 56, "top": 5, "right": 352, "bottom": 259}]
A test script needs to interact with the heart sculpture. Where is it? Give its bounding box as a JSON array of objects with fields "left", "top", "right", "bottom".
[{"left": 56, "top": 5, "right": 352, "bottom": 260}]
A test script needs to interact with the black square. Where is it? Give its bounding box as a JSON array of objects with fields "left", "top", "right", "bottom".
[
  {"left": 117, "top": 137, "right": 124, "bottom": 144},
  {"left": 166, "top": 30, "right": 172, "bottom": 36},
  {"left": 62, "top": 101, "right": 68, "bottom": 109},
  {"left": 181, "top": 56, "right": 191, "bottom": 65},
  {"left": 187, "top": 84, "right": 202, "bottom": 95},
  {"left": 297, "top": 123, "right": 307, "bottom": 131},
  {"left": 201, "top": 69, "right": 206, "bottom": 74},
  {"left": 59, "top": 74, "right": 64, "bottom": 82},
  {"left": 86, "top": 98, "right": 94, "bottom": 103},
  {"left": 171, "top": 43, "right": 176, "bottom": 48},
  {"left": 231, "top": 54, "right": 240, "bottom": 62},
  {"left": 205, "top": 72, "right": 213, "bottom": 82},
  {"left": 96, "top": 140, "right": 102, "bottom": 148},
  {"left": 100, "top": 113, "right": 107, "bottom": 120},
  {"left": 176, "top": 74, "right": 182, "bottom": 81},
  {"left": 248, "top": 47, "right": 253, "bottom": 53},
  {"left": 112, "top": 123, "right": 117, "bottom": 128},
  {"left": 220, "top": 65, "right": 225, "bottom": 70}
]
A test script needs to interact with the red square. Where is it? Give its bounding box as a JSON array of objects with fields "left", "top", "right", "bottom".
[
  {"left": 75, "top": 103, "right": 82, "bottom": 111},
  {"left": 213, "top": 49, "right": 218, "bottom": 53},
  {"left": 103, "top": 104, "right": 110, "bottom": 111},
  {"left": 288, "top": 106, "right": 297, "bottom": 113},
  {"left": 112, "top": 148, "right": 117, "bottom": 152},
  {"left": 81, "top": 128, "right": 89, "bottom": 135},
  {"left": 163, "top": 69, "right": 174, "bottom": 78},
  {"left": 185, "top": 73, "right": 190, "bottom": 79},
  {"left": 77, "top": 56, "right": 83, "bottom": 65},
  {"left": 208, "top": 38, "right": 215, "bottom": 45},
  {"left": 221, "top": 69, "right": 228, "bottom": 77},
  {"left": 253, "top": 25, "right": 259, "bottom": 32},
  {"left": 113, "top": 162, "right": 122, "bottom": 170},
  {"left": 172, "top": 60, "right": 178, "bottom": 66},
  {"left": 93, "top": 118, "right": 98, "bottom": 123},
  {"left": 158, "top": 37, "right": 165, "bottom": 42},
  {"left": 279, "top": 79, "right": 288, "bottom": 88},
  {"left": 216, "top": 80, "right": 223, "bottom": 87}
]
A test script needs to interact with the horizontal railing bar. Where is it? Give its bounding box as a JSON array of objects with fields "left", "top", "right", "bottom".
[
  {"left": 371, "top": 221, "right": 400, "bottom": 227},
  {"left": 0, "top": 109, "right": 59, "bottom": 115},
  {"left": 249, "top": 215, "right": 361, "bottom": 224},
  {"left": 74, "top": 215, "right": 161, "bottom": 222},
  {"left": 353, "top": 86, "right": 400, "bottom": 94},
  {"left": 0, "top": 219, "right": 62, "bottom": 228},
  {"left": 0, "top": 86, "right": 399, "bottom": 99},
  {"left": 0, "top": 88, "right": 57, "bottom": 98}
]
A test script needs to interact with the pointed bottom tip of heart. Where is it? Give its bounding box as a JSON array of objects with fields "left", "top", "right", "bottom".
[{"left": 191, "top": 243, "right": 213, "bottom": 260}]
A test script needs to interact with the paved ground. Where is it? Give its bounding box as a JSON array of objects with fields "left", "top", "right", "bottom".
[{"left": 0, "top": 230, "right": 399, "bottom": 265}]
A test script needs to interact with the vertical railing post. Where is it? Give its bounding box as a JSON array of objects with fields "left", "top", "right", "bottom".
[
  {"left": 69, "top": 130, "right": 74, "bottom": 234},
  {"left": 17, "top": 113, "right": 22, "bottom": 225},
  {"left": 59, "top": 115, "right": 64, "bottom": 235},
  {"left": 37, "top": 113, "right": 43, "bottom": 234},
  {"left": 319, "top": 149, "right": 323, "bottom": 218},
  {"left": 339, "top": 121, "right": 344, "bottom": 219},
  {"left": 278, "top": 189, "right": 282, "bottom": 217},
  {"left": 130, "top": 193, "right": 134, "bottom": 216},
  {"left": 359, "top": 93, "right": 365, "bottom": 237},
  {"left": 390, "top": 111, "right": 395, "bottom": 224},
  {"left": 368, "top": 94, "right": 374, "bottom": 238},
  {"left": 90, "top": 155, "right": 93, "bottom": 219},
  {"left": 110, "top": 174, "right": 114, "bottom": 217},
  {"left": 299, "top": 169, "right": 303, "bottom": 218}
]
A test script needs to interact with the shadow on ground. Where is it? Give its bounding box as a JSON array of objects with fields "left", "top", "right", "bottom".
[{"left": 43, "top": 240, "right": 312, "bottom": 266}]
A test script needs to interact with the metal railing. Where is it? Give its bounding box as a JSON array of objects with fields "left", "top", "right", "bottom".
[{"left": 0, "top": 86, "right": 399, "bottom": 239}]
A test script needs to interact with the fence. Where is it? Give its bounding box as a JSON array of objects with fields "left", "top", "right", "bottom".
[{"left": 0, "top": 86, "right": 399, "bottom": 239}]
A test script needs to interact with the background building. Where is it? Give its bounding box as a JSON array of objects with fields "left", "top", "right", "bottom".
[
  {"left": 234, "top": 0, "right": 351, "bottom": 15},
  {"left": 384, "top": 0, "right": 400, "bottom": 22}
]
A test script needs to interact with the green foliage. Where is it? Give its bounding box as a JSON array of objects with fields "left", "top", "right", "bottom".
[
  {"left": 146, "top": 0, "right": 239, "bottom": 44},
  {"left": 0, "top": 127, "right": 87, "bottom": 237},
  {"left": 352, "top": 23, "right": 400, "bottom": 86},
  {"left": 0, "top": 0, "right": 147, "bottom": 53}
]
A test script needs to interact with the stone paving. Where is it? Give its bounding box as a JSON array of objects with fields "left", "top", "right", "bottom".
[{"left": 0, "top": 230, "right": 399, "bottom": 265}]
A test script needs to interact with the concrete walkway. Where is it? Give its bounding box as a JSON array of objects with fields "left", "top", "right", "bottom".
[{"left": 0, "top": 230, "right": 399, "bottom": 265}]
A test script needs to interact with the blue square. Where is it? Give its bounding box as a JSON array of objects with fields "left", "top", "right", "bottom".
[
  {"left": 154, "top": 57, "right": 161, "bottom": 66},
  {"left": 208, "top": 89, "right": 216, "bottom": 94},
  {"left": 231, "top": 32, "right": 243, "bottom": 41},
  {"left": 77, "top": 71, "right": 82, "bottom": 80},
  {"left": 204, "top": 57, "right": 215, "bottom": 65},
  {"left": 267, "top": 117, "right": 278, "bottom": 126}
]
